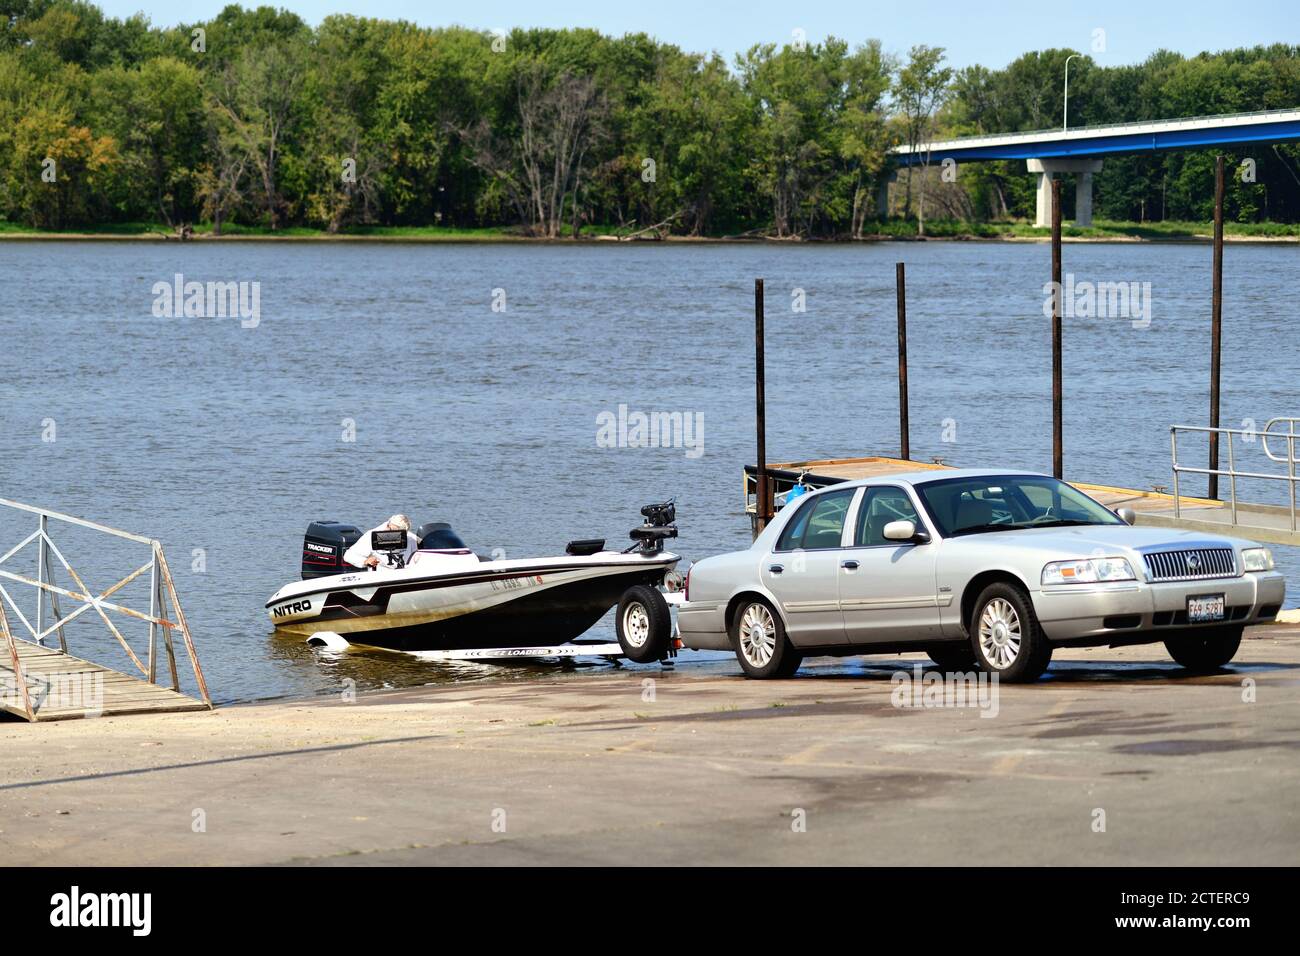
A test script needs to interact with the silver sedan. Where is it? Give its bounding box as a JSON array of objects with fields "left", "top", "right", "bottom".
[{"left": 678, "top": 469, "right": 1286, "bottom": 681}]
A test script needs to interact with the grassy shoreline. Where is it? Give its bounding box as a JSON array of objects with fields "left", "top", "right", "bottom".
[{"left": 2, "top": 219, "right": 1297, "bottom": 242}]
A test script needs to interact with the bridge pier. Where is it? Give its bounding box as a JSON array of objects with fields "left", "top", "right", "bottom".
[
  {"left": 1028, "top": 158, "right": 1104, "bottom": 228},
  {"left": 876, "top": 170, "right": 897, "bottom": 218}
]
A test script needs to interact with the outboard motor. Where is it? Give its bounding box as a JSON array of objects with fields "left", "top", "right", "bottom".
[{"left": 301, "top": 521, "right": 362, "bottom": 579}]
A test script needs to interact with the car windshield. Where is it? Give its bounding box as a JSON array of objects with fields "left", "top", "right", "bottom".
[{"left": 914, "top": 474, "right": 1124, "bottom": 538}]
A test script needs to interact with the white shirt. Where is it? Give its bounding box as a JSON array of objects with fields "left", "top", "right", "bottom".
[{"left": 344, "top": 524, "right": 419, "bottom": 571}]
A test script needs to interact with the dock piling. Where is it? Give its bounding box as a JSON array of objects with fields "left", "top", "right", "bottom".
[
  {"left": 1051, "top": 177, "right": 1063, "bottom": 479},
  {"left": 1209, "top": 154, "right": 1225, "bottom": 500},
  {"left": 754, "top": 278, "right": 770, "bottom": 536},
  {"left": 896, "top": 262, "right": 910, "bottom": 461}
]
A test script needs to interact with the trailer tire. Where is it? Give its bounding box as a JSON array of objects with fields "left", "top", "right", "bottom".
[{"left": 617, "top": 585, "right": 672, "bottom": 663}]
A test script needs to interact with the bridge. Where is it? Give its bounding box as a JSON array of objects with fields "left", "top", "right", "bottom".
[{"left": 888, "top": 108, "right": 1300, "bottom": 226}]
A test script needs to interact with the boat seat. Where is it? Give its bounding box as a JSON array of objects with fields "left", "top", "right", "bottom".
[{"left": 417, "top": 521, "right": 470, "bottom": 551}]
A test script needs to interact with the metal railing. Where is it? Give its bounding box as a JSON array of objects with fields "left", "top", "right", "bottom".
[
  {"left": 1171, "top": 423, "right": 1298, "bottom": 532},
  {"left": 0, "top": 498, "right": 210, "bottom": 719}
]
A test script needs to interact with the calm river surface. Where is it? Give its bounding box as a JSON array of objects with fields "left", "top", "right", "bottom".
[{"left": 1, "top": 239, "right": 1296, "bottom": 702}]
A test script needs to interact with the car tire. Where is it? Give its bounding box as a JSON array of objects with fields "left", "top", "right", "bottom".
[
  {"left": 969, "top": 582, "right": 1052, "bottom": 682},
  {"left": 616, "top": 585, "right": 672, "bottom": 663},
  {"left": 730, "top": 597, "right": 802, "bottom": 679},
  {"left": 1164, "top": 625, "right": 1243, "bottom": 672},
  {"left": 927, "top": 643, "right": 978, "bottom": 671}
]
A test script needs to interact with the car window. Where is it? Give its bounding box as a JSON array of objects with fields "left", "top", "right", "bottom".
[
  {"left": 916, "top": 475, "right": 1124, "bottom": 537},
  {"left": 777, "top": 489, "right": 854, "bottom": 551},
  {"left": 855, "top": 487, "right": 921, "bottom": 546}
]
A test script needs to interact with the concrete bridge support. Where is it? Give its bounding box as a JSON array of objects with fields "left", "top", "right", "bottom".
[
  {"left": 876, "top": 170, "right": 898, "bottom": 218},
  {"left": 1028, "top": 158, "right": 1104, "bottom": 227}
]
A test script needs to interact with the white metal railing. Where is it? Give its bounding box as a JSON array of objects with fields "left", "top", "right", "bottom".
[
  {"left": 0, "top": 497, "right": 210, "bottom": 718},
  {"left": 1170, "top": 424, "right": 1298, "bottom": 533},
  {"left": 1261, "top": 417, "right": 1300, "bottom": 465}
]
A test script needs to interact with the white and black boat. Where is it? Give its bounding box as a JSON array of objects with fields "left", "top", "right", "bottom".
[{"left": 266, "top": 502, "right": 681, "bottom": 660}]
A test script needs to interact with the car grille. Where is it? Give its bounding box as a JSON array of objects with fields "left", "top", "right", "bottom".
[{"left": 1143, "top": 548, "right": 1236, "bottom": 582}]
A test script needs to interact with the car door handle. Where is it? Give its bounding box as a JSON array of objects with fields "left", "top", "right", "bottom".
[
  {"left": 841, "top": 560, "right": 860, "bottom": 570},
  {"left": 768, "top": 564, "right": 784, "bottom": 574}
]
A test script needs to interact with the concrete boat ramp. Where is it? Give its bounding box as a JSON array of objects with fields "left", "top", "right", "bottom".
[{"left": 2, "top": 623, "right": 1298, "bottom": 866}]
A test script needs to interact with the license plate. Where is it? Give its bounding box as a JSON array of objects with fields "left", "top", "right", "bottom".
[{"left": 1187, "top": 593, "right": 1226, "bottom": 623}]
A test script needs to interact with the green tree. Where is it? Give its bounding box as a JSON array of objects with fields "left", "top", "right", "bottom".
[{"left": 893, "top": 44, "right": 952, "bottom": 234}]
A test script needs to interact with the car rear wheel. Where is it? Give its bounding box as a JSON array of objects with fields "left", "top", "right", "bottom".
[
  {"left": 927, "top": 643, "right": 978, "bottom": 671},
  {"left": 1164, "top": 625, "right": 1243, "bottom": 672},
  {"left": 970, "top": 582, "right": 1052, "bottom": 682},
  {"left": 616, "top": 585, "right": 672, "bottom": 663},
  {"left": 730, "top": 597, "right": 802, "bottom": 679}
]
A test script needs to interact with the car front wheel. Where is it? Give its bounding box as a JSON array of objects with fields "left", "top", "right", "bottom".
[
  {"left": 1164, "top": 625, "right": 1243, "bottom": 672},
  {"left": 730, "top": 597, "right": 802, "bottom": 679},
  {"left": 969, "top": 582, "right": 1052, "bottom": 682}
]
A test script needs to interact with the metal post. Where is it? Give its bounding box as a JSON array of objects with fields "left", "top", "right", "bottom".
[
  {"left": 157, "top": 545, "right": 211, "bottom": 706},
  {"left": 1051, "top": 178, "right": 1063, "bottom": 479},
  {"left": 1284, "top": 434, "right": 1294, "bottom": 538},
  {"left": 148, "top": 548, "right": 159, "bottom": 684},
  {"left": 896, "top": 262, "right": 910, "bottom": 461},
  {"left": 754, "top": 278, "right": 770, "bottom": 536},
  {"left": 1209, "top": 154, "right": 1224, "bottom": 500},
  {"left": 1171, "top": 428, "right": 1181, "bottom": 519},
  {"left": 1226, "top": 429, "right": 1238, "bottom": 525},
  {"left": 36, "top": 515, "right": 46, "bottom": 646},
  {"left": 0, "top": 598, "right": 34, "bottom": 719},
  {"left": 47, "top": 543, "right": 67, "bottom": 654},
  {"left": 1063, "top": 54, "right": 1081, "bottom": 131}
]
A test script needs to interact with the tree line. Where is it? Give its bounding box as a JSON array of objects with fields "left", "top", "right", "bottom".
[{"left": 1, "top": 1, "right": 1297, "bottom": 236}]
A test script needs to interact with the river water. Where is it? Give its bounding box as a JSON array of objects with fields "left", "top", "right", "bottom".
[{"left": 1, "top": 239, "right": 1295, "bottom": 702}]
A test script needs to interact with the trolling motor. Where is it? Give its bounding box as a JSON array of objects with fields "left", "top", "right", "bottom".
[{"left": 627, "top": 499, "right": 678, "bottom": 554}]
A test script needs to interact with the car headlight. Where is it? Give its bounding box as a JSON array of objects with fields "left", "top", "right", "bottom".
[
  {"left": 1242, "top": 548, "right": 1274, "bottom": 572},
  {"left": 1041, "top": 557, "right": 1136, "bottom": 585}
]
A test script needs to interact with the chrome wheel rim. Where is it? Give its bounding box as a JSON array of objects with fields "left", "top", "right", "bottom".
[
  {"left": 739, "top": 603, "right": 776, "bottom": 667},
  {"left": 622, "top": 602, "right": 650, "bottom": 648},
  {"left": 978, "top": 597, "right": 1022, "bottom": 669}
]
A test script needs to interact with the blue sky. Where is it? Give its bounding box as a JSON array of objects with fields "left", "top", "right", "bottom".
[{"left": 95, "top": 0, "right": 1296, "bottom": 69}]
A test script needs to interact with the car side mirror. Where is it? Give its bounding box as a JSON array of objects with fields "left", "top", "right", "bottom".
[
  {"left": 1115, "top": 507, "right": 1137, "bottom": 526},
  {"left": 883, "top": 519, "right": 928, "bottom": 543}
]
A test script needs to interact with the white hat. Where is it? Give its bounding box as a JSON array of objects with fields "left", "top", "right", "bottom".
[{"left": 388, "top": 514, "right": 411, "bottom": 531}]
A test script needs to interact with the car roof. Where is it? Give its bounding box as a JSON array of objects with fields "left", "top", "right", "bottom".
[{"left": 814, "top": 467, "right": 1048, "bottom": 492}]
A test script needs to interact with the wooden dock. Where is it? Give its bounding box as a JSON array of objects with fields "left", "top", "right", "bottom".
[
  {"left": 1, "top": 641, "right": 209, "bottom": 722},
  {"left": 744, "top": 455, "right": 1300, "bottom": 546}
]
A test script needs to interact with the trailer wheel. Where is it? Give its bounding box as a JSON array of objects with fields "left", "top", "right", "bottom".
[{"left": 617, "top": 585, "right": 672, "bottom": 663}]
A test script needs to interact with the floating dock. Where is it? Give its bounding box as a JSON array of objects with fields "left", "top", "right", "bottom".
[
  {"left": 2, "top": 641, "right": 209, "bottom": 721},
  {"left": 0, "top": 497, "right": 211, "bottom": 722}
]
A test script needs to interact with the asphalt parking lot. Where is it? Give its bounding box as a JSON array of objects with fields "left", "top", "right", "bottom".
[{"left": 2, "top": 624, "right": 1298, "bottom": 865}]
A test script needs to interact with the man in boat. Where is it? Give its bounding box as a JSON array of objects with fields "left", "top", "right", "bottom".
[{"left": 344, "top": 514, "right": 418, "bottom": 571}]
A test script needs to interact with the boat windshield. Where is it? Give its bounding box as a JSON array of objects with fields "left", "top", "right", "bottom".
[{"left": 915, "top": 474, "right": 1124, "bottom": 538}]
